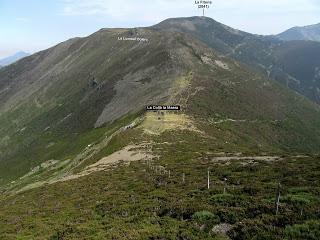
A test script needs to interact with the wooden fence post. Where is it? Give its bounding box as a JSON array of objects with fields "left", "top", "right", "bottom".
[
  {"left": 275, "top": 183, "right": 281, "bottom": 215},
  {"left": 207, "top": 170, "right": 210, "bottom": 190}
]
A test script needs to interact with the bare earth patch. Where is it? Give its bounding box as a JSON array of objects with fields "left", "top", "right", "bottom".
[
  {"left": 215, "top": 60, "right": 230, "bottom": 70},
  {"left": 56, "top": 145, "right": 152, "bottom": 182},
  {"left": 212, "top": 223, "right": 233, "bottom": 236},
  {"left": 140, "top": 112, "right": 201, "bottom": 135},
  {"left": 13, "top": 144, "right": 152, "bottom": 193}
]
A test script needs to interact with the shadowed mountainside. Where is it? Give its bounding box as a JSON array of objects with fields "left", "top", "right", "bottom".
[
  {"left": 276, "top": 23, "right": 320, "bottom": 42},
  {"left": 154, "top": 17, "right": 320, "bottom": 104}
]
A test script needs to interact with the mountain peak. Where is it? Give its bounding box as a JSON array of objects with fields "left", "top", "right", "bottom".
[
  {"left": 155, "top": 16, "right": 220, "bottom": 27},
  {"left": 0, "top": 51, "right": 30, "bottom": 66},
  {"left": 276, "top": 22, "right": 320, "bottom": 42},
  {"left": 15, "top": 51, "right": 29, "bottom": 55},
  {"left": 154, "top": 16, "right": 248, "bottom": 37}
]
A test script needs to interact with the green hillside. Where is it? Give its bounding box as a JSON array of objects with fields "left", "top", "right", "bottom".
[
  {"left": 155, "top": 17, "right": 320, "bottom": 104},
  {"left": 0, "top": 18, "right": 320, "bottom": 239},
  {"left": 0, "top": 112, "right": 319, "bottom": 239}
]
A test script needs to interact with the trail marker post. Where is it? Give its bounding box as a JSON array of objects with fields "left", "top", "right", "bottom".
[{"left": 194, "top": 1, "right": 213, "bottom": 17}]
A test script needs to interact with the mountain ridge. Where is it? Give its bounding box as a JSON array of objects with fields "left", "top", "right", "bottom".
[
  {"left": 154, "top": 16, "right": 320, "bottom": 104},
  {"left": 276, "top": 22, "right": 320, "bottom": 42},
  {"left": 0, "top": 51, "right": 30, "bottom": 66}
]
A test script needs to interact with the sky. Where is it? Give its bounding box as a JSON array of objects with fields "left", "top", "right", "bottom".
[{"left": 1, "top": 0, "right": 320, "bottom": 58}]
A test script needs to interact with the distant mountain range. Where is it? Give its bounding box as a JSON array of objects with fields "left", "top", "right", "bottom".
[
  {"left": 276, "top": 23, "right": 320, "bottom": 42},
  {"left": 0, "top": 51, "right": 30, "bottom": 66}
]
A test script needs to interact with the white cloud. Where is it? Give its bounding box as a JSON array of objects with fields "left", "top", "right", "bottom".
[
  {"left": 61, "top": 0, "right": 192, "bottom": 21},
  {"left": 214, "top": 0, "right": 318, "bottom": 12},
  {"left": 61, "top": 0, "right": 320, "bottom": 16},
  {"left": 62, "top": 0, "right": 109, "bottom": 16},
  {"left": 60, "top": 0, "right": 320, "bottom": 34},
  {"left": 15, "top": 17, "right": 30, "bottom": 22}
]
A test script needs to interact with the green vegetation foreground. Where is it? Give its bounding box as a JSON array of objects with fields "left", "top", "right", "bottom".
[{"left": 0, "top": 128, "right": 319, "bottom": 239}]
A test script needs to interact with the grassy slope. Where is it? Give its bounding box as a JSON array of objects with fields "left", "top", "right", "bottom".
[
  {"left": 1, "top": 59, "right": 320, "bottom": 239},
  {"left": 0, "top": 28, "right": 181, "bottom": 185},
  {"left": 178, "top": 36, "right": 320, "bottom": 154},
  {"left": 155, "top": 17, "right": 320, "bottom": 104},
  {"left": 0, "top": 24, "right": 320, "bottom": 239},
  {"left": 188, "top": 69, "right": 320, "bottom": 153},
  {"left": 0, "top": 125, "right": 319, "bottom": 239},
  {"left": 1, "top": 22, "right": 320, "bottom": 187},
  {"left": 0, "top": 26, "right": 319, "bottom": 183}
]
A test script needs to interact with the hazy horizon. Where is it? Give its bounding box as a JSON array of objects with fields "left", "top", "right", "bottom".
[{"left": 1, "top": 0, "right": 320, "bottom": 58}]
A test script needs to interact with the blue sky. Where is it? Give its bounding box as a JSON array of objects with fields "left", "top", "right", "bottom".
[{"left": 1, "top": 0, "right": 320, "bottom": 58}]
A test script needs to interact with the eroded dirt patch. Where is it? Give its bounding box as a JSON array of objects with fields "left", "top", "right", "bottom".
[
  {"left": 56, "top": 145, "right": 153, "bottom": 182},
  {"left": 140, "top": 112, "right": 201, "bottom": 135}
]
